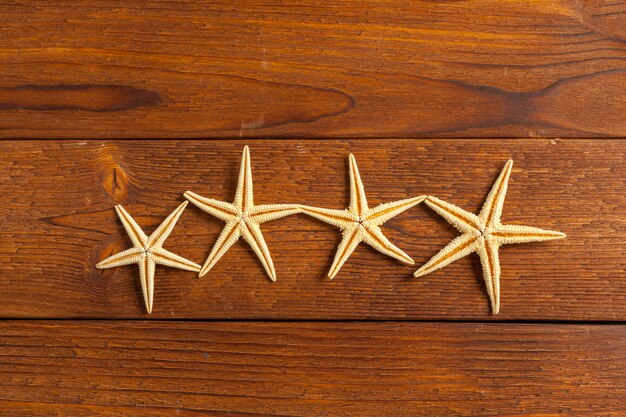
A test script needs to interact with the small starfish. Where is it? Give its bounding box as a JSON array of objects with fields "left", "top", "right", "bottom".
[
  {"left": 301, "top": 154, "right": 425, "bottom": 279},
  {"left": 184, "top": 146, "right": 300, "bottom": 281},
  {"left": 96, "top": 201, "right": 201, "bottom": 314},
  {"left": 414, "top": 160, "right": 566, "bottom": 314}
]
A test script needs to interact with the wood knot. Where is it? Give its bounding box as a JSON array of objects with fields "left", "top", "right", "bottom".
[
  {"left": 103, "top": 165, "right": 130, "bottom": 202},
  {"left": 0, "top": 84, "right": 161, "bottom": 112},
  {"left": 95, "top": 241, "right": 126, "bottom": 279}
]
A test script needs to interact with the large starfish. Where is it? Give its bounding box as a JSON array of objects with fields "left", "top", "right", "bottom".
[
  {"left": 414, "top": 160, "right": 566, "bottom": 314},
  {"left": 96, "top": 202, "right": 201, "bottom": 314},
  {"left": 184, "top": 146, "right": 300, "bottom": 281},
  {"left": 301, "top": 154, "right": 425, "bottom": 279}
]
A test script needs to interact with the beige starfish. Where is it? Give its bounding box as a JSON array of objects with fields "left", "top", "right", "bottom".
[
  {"left": 301, "top": 154, "right": 425, "bottom": 280},
  {"left": 414, "top": 160, "right": 566, "bottom": 314},
  {"left": 96, "top": 201, "right": 201, "bottom": 314},
  {"left": 184, "top": 146, "right": 300, "bottom": 281}
]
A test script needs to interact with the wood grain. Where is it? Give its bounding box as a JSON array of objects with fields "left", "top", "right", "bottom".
[
  {"left": 0, "top": 0, "right": 625, "bottom": 138},
  {"left": 1, "top": 139, "right": 625, "bottom": 320},
  {"left": 0, "top": 321, "right": 625, "bottom": 416}
]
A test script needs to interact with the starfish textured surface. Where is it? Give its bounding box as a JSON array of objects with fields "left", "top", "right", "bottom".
[
  {"left": 301, "top": 154, "right": 425, "bottom": 280},
  {"left": 96, "top": 201, "right": 201, "bottom": 314},
  {"left": 184, "top": 146, "right": 300, "bottom": 281},
  {"left": 414, "top": 160, "right": 566, "bottom": 314}
]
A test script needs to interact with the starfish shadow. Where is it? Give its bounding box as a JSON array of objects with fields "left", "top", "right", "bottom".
[
  {"left": 320, "top": 232, "right": 343, "bottom": 282},
  {"left": 468, "top": 253, "right": 491, "bottom": 306}
]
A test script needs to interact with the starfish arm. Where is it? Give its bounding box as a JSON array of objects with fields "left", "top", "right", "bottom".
[
  {"left": 493, "top": 224, "right": 566, "bottom": 245},
  {"left": 96, "top": 247, "right": 144, "bottom": 269},
  {"left": 348, "top": 154, "right": 369, "bottom": 217},
  {"left": 184, "top": 191, "right": 238, "bottom": 223},
  {"left": 153, "top": 247, "right": 201, "bottom": 273},
  {"left": 241, "top": 221, "right": 277, "bottom": 282},
  {"left": 366, "top": 196, "right": 426, "bottom": 226},
  {"left": 327, "top": 226, "right": 363, "bottom": 280},
  {"left": 233, "top": 145, "right": 254, "bottom": 213},
  {"left": 147, "top": 201, "right": 189, "bottom": 249},
  {"left": 199, "top": 220, "right": 241, "bottom": 277},
  {"left": 413, "top": 233, "right": 480, "bottom": 278},
  {"left": 138, "top": 253, "right": 156, "bottom": 314},
  {"left": 301, "top": 205, "right": 355, "bottom": 229},
  {"left": 114, "top": 205, "right": 148, "bottom": 248},
  {"left": 477, "top": 237, "right": 501, "bottom": 314},
  {"left": 362, "top": 225, "right": 414, "bottom": 265},
  {"left": 478, "top": 159, "right": 513, "bottom": 227},
  {"left": 425, "top": 196, "right": 481, "bottom": 234},
  {"left": 249, "top": 204, "right": 301, "bottom": 224}
]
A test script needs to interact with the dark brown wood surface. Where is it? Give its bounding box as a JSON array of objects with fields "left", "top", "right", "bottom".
[
  {"left": 0, "top": 0, "right": 625, "bottom": 138},
  {"left": 1, "top": 139, "right": 624, "bottom": 320},
  {"left": 1, "top": 321, "right": 624, "bottom": 416},
  {"left": 2, "top": 1, "right": 626, "bottom": 414}
]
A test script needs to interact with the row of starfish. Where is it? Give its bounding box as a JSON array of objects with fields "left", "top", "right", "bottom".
[{"left": 97, "top": 146, "right": 566, "bottom": 314}]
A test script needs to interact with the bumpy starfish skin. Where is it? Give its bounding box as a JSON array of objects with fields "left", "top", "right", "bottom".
[
  {"left": 302, "top": 154, "right": 425, "bottom": 279},
  {"left": 184, "top": 146, "right": 300, "bottom": 281},
  {"left": 414, "top": 160, "right": 566, "bottom": 314},
  {"left": 96, "top": 201, "right": 201, "bottom": 314}
]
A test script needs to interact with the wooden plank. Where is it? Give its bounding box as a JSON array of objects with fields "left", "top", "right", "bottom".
[
  {"left": 0, "top": 321, "right": 624, "bottom": 416},
  {"left": 0, "top": 0, "right": 625, "bottom": 138},
  {"left": 0, "top": 139, "right": 625, "bottom": 320}
]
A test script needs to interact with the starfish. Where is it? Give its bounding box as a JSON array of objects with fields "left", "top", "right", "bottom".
[
  {"left": 184, "top": 146, "right": 300, "bottom": 281},
  {"left": 301, "top": 154, "right": 425, "bottom": 279},
  {"left": 414, "top": 160, "right": 566, "bottom": 314},
  {"left": 96, "top": 201, "right": 201, "bottom": 314}
]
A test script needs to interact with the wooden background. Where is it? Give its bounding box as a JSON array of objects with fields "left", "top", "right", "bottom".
[
  {"left": 1, "top": 1, "right": 625, "bottom": 415},
  {"left": 1, "top": 0, "right": 625, "bottom": 139}
]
